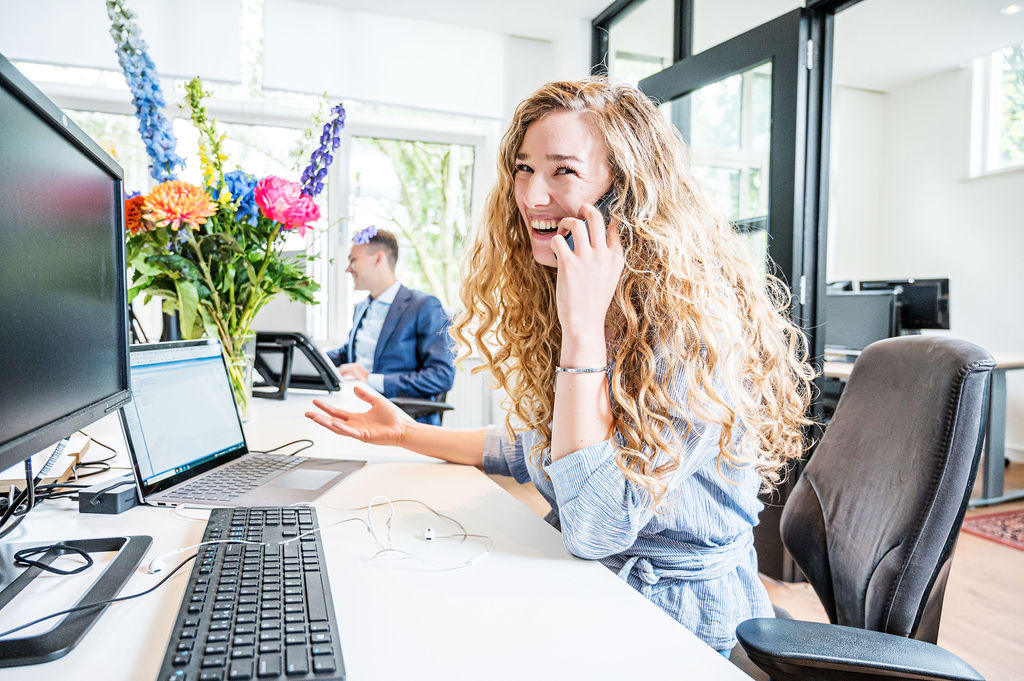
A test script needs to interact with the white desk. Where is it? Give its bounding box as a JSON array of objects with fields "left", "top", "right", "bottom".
[{"left": 1, "top": 390, "right": 750, "bottom": 680}]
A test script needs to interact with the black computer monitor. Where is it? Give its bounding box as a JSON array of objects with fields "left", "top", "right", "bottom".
[
  {"left": 823, "top": 291, "right": 899, "bottom": 354},
  {"left": 0, "top": 55, "right": 130, "bottom": 473},
  {"left": 859, "top": 278, "right": 949, "bottom": 330},
  {"left": 0, "top": 53, "right": 140, "bottom": 665}
]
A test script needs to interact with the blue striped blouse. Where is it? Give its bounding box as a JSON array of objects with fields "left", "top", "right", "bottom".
[{"left": 482, "top": 413, "right": 774, "bottom": 651}]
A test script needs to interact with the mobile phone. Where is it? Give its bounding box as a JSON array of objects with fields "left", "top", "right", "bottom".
[{"left": 566, "top": 189, "right": 616, "bottom": 252}]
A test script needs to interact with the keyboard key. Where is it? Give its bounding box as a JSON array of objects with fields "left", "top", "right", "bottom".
[
  {"left": 284, "top": 645, "right": 308, "bottom": 675},
  {"left": 312, "top": 657, "right": 337, "bottom": 674},
  {"left": 304, "top": 575, "right": 329, "bottom": 622},
  {"left": 257, "top": 655, "right": 282, "bottom": 678},
  {"left": 228, "top": 659, "right": 254, "bottom": 680}
]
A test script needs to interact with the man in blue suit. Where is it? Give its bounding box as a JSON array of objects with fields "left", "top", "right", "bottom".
[{"left": 326, "top": 227, "right": 455, "bottom": 425}]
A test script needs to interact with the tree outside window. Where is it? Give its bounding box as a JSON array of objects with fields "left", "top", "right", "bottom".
[
  {"left": 350, "top": 136, "right": 475, "bottom": 310},
  {"left": 999, "top": 44, "right": 1024, "bottom": 169}
]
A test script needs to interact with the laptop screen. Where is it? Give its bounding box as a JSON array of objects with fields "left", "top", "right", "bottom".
[{"left": 122, "top": 340, "right": 247, "bottom": 492}]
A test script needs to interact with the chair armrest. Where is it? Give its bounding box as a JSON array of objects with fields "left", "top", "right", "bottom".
[
  {"left": 389, "top": 397, "right": 454, "bottom": 419},
  {"left": 736, "top": 619, "right": 984, "bottom": 681}
]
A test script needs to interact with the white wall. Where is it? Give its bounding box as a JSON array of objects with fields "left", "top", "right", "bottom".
[
  {"left": 1, "top": 0, "right": 573, "bottom": 123},
  {"left": 1, "top": 0, "right": 242, "bottom": 82},
  {"left": 830, "top": 69, "right": 1024, "bottom": 460}
]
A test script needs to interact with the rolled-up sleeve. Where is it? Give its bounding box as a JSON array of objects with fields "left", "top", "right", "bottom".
[
  {"left": 481, "top": 425, "right": 532, "bottom": 483},
  {"left": 543, "top": 439, "right": 655, "bottom": 559}
]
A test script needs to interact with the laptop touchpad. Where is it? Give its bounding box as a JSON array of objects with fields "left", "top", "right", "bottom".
[{"left": 270, "top": 469, "right": 339, "bottom": 490}]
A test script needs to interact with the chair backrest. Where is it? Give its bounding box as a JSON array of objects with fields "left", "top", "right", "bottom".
[{"left": 781, "top": 336, "right": 993, "bottom": 643}]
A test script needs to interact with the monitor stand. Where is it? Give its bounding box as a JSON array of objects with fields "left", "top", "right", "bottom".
[{"left": 0, "top": 534, "right": 151, "bottom": 667}]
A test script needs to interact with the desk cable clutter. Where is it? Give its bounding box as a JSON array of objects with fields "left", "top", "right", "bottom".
[
  {"left": 144, "top": 496, "right": 493, "bottom": 574},
  {"left": 0, "top": 495, "right": 493, "bottom": 655}
]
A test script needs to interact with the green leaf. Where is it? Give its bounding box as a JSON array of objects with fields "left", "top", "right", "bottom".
[
  {"left": 127, "top": 276, "right": 155, "bottom": 302},
  {"left": 175, "top": 279, "right": 201, "bottom": 340}
]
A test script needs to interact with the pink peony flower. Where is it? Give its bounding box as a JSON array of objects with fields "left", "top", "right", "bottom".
[{"left": 254, "top": 176, "right": 321, "bottom": 236}]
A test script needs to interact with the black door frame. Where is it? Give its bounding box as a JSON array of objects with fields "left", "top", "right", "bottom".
[
  {"left": 591, "top": 0, "right": 694, "bottom": 74},
  {"left": 640, "top": 9, "right": 825, "bottom": 341}
]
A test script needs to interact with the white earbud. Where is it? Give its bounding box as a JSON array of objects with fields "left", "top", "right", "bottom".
[
  {"left": 423, "top": 527, "right": 435, "bottom": 541},
  {"left": 147, "top": 557, "right": 166, "bottom": 574}
]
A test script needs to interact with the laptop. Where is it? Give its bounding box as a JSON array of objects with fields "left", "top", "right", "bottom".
[{"left": 120, "top": 339, "right": 364, "bottom": 507}]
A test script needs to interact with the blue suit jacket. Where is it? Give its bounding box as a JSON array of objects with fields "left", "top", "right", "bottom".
[{"left": 327, "top": 285, "right": 455, "bottom": 425}]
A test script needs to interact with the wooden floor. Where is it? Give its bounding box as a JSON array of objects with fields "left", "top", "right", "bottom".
[{"left": 488, "top": 462, "right": 1024, "bottom": 681}]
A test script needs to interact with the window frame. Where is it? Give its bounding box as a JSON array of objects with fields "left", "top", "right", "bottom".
[{"left": 971, "top": 45, "right": 1024, "bottom": 178}]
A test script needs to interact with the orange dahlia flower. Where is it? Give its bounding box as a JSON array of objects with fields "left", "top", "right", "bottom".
[
  {"left": 124, "top": 194, "right": 151, "bottom": 235},
  {"left": 143, "top": 180, "right": 217, "bottom": 232}
]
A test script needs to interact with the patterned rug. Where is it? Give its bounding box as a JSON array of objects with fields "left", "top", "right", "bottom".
[{"left": 961, "top": 509, "right": 1024, "bottom": 551}]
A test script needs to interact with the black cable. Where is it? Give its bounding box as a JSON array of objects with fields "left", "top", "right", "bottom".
[
  {"left": 0, "top": 461, "right": 35, "bottom": 539},
  {"left": 0, "top": 552, "right": 198, "bottom": 640},
  {"left": 0, "top": 460, "right": 33, "bottom": 530},
  {"left": 0, "top": 513, "right": 27, "bottom": 540},
  {"left": 72, "top": 462, "right": 111, "bottom": 479},
  {"left": 250, "top": 439, "right": 314, "bottom": 457},
  {"left": 78, "top": 430, "right": 117, "bottom": 456}
]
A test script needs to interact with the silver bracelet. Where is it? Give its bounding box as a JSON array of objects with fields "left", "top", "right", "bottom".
[{"left": 555, "top": 364, "right": 611, "bottom": 374}]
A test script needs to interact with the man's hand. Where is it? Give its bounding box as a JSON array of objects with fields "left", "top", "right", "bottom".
[{"left": 337, "top": 363, "right": 369, "bottom": 381}]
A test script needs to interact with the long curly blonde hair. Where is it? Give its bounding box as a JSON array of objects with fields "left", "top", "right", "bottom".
[{"left": 451, "top": 79, "right": 814, "bottom": 504}]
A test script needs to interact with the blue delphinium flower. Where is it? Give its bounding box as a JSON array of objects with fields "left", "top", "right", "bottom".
[
  {"left": 106, "top": 0, "right": 185, "bottom": 183},
  {"left": 352, "top": 225, "right": 378, "bottom": 245},
  {"left": 300, "top": 103, "right": 346, "bottom": 197},
  {"left": 222, "top": 170, "right": 260, "bottom": 226}
]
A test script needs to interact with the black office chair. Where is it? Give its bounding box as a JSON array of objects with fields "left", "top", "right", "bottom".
[
  {"left": 736, "top": 336, "right": 994, "bottom": 681},
  {"left": 390, "top": 393, "right": 454, "bottom": 424}
]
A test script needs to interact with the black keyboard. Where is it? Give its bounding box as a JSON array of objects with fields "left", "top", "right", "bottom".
[{"left": 158, "top": 507, "right": 345, "bottom": 681}]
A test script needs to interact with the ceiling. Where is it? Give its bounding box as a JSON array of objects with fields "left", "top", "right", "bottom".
[{"left": 306, "top": 0, "right": 1024, "bottom": 92}]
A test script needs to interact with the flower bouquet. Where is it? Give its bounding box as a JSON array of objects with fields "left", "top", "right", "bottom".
[{"left": 108, "top": 0, "right": 345, "bottom": 417}]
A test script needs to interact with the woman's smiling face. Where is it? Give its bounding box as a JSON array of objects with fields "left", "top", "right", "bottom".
[{"left": 513, "top": 111, "right": 612, "bottom": 268}]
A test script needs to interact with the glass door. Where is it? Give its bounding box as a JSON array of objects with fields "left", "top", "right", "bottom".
[{"left": 640, "top": 8, "right": 827, "bottom": 346}]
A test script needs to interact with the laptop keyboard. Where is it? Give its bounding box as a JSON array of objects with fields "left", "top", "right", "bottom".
[{"left": 174, "top": 455, "right": 307, "bottom": 502}]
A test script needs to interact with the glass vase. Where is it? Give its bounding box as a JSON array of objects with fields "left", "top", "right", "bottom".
[{"left": 225, "top": 332, "right": 257, "bottom": 422}]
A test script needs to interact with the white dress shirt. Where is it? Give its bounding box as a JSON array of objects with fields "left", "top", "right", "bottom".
[{"left": 353, "top": 280, "right": 401, "bottom": 393}]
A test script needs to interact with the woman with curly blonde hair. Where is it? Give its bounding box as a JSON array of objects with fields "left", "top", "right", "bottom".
[{"left": 308, "top": 78, "right": 814, "bottom": 654}]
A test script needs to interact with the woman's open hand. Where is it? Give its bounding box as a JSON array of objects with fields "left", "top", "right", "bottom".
[{"left": 305, "top": 385, "right": 409, "bottom": 447}]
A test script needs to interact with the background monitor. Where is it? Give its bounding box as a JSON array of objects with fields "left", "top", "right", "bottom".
[
  {"left": 0, "top": 53, "right": 131, "bottom": 474},
  {"left": 858, "top": 278, "right": 949, "bottom": 330},
  {"left": 824, "top": 291, "right": 899, "bottom": 353}
]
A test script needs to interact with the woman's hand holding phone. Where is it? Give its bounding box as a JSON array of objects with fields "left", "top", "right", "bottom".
[
  {"left": 551, "top": 194, "right": 624, "bottom": 358},
  {"left": 565, "top": 190, "right": 614, "bottom": 252}
]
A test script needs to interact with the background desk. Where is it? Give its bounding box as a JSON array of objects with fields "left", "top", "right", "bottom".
[
  {"left": 1, "top": 387, "right": 749, "bottom": 680},
  {"left": 825, "top": 351, "right": 1024, "bottom": 508}
]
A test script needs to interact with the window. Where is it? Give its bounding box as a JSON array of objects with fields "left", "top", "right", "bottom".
[
  {"left": 687, "top": 65, "right": 771, "bottom": 223},
  {"left": 972, "top": 42, "right": 1024, "bottom": 175},
  {"left": 349, "top": 136, "right": 476, "bottom": 311},
  {"left": 67, "top": 110, "right": 152, "bottom": 193},
  {"left": 600, "top": 0, "right": 676, "bottom": 85}
]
